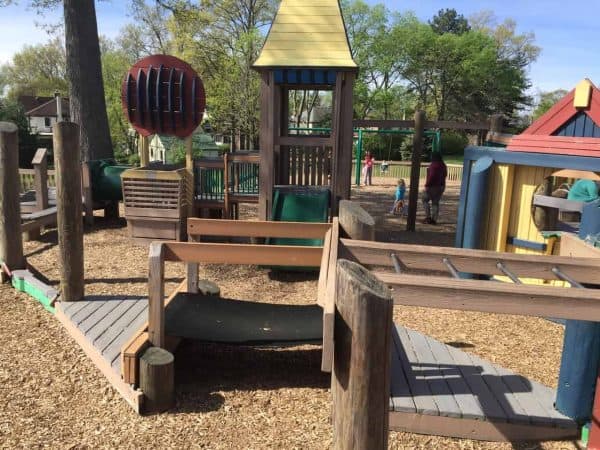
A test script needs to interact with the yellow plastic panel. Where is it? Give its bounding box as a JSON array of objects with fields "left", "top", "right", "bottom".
[{"left": 574, "top": 79, "right": 593, "bottom": 108}]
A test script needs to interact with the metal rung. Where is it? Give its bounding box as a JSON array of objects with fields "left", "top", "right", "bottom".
[
  {"left": 391, "top": 253, "right": 403, "bottom": 274},
  {"left": 552, "top": 267, "right": 584, "bottom": 289},
  {"left": 496, "top": 261, "right": 522, "bottom": 284},
  {"left": 442, "top": 257, "right": 460, "bottom": 279}
]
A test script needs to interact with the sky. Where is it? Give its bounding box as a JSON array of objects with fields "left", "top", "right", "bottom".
[{"left": 0, "top": 0, "right": 599, "bottom": 95}]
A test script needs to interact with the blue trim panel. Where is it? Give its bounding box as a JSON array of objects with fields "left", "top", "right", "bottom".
[
  {"left": 554, "top": 111, "right": 600, "bottom": 138},
  {"left": 464, "top": 146, "right": 600, "bottom": 172}
]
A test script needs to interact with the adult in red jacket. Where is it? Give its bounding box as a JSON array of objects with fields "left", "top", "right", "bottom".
[{"left": 422, "top": 153, "right": 447, "bottom": 225}]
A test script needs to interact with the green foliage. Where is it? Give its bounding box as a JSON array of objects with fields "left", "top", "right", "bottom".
[
  {"left": 532, "top": 89, "right": 569, "bottom": 120},
  {"left": 429, "top": 8, "right": 471, "bottom": 35},
  {"left": 440, "top": 131, "right": 468, "bottom": 155},
  {"left": 0, "top": 37, "right": 68, "bottom": 98},
  {"left": 0, "top": 98, "right": 38, "bottom": 167}
]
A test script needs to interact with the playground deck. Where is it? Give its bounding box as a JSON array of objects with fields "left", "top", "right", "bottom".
[
  {"left": 55, "top": 296, "right": 147, "bottom": 412},
  {"left": 54, "top": 294, "right": 577, "bottom": 441},
  {"left": 389, "top": 325, "right": 577, "bottom": 441}
]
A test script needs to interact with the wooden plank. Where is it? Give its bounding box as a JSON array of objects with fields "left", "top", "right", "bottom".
[
  {"left": 532, "top": 195, "right": 584, "bottom": 212},
  {"left": 560, "top": 232, "right": 600, "bottom": 258},
  {"left": 375, "top": 272, "right": 600, "bottom": 321},
  {"left": 425, "top": 336, "right": 485, "bottom": 420},
  {"left": 69, "top": 299, "right": 104, "bottom": 325},
  {"left": 277, "top": 136, "right": 332, "bottom": 147},
  {"left": 453, "top": 346, "right": 531, "bottom": 425},
  {"left": 163, "top": 242, "right": 323, "bottom": 267},
  {"left": 393, "top": 326, "right": 439, "bottom": 415},
  {"left": 321, "top": 217, "right": 339, "bottom": 372},
  {"left": 405, "top": 328, "right": 462, "bottom": 418},
  {"left": 102, "top": 304, "right": 148, "bottom": 366},
  {"left": 79, "top": 299, "right": 124, "bottom": 334},
  {"left": 86, "top": 299, "right": 138, "bottom": 343},
  {"left": 55, "top": 304, "right": 143, "bottom": 413},
  {"left": 63, "top": 300, "right": 94, "bottom": 318},
  {"left": 317, "top": 228, "right": 332, "bottom": 308},
  {"left": 96, "top": 300, "right": 147, "bottom": 354},
  {"left": 388, "top": 411, "right": 577, "bottom": 442},
  {"left": 389, "top": 330, "right": 417, "bottom": 413},
  {"left": 187, "top": 218, "right": 330, "bottom": 239},
  {"left": 441, "top": 341, "right": 508, "bottom": 422},
  {"left": 342, "top": 239, "right": 600, "bottom": 284}
]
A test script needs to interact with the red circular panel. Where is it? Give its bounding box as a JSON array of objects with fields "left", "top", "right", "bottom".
[{"left": 121, "top": 54, "right": 206, "bottom": 138}]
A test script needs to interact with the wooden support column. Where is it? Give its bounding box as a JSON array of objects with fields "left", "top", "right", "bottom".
[
  {"left": 184, "top": 135, "right": 194, "bottom": 217},
  {"left": 148, "top": 242, "right": 165, "bottom": 348},
  {"left": 332, "top": 259, "right": 393, "bottom": 449},
  {"left": 331, "top": 72, "right": 355, "bottom": 216},
  {"left": 406, "top": 110, "right": 425, "bottom": 231},
  {"left": 258, "top": 71, "right": 275, "bottom": 221},
  {"left": 139, "top": 135, "right": 150, "bottom": 167},
  {"left": 338, "top": 200, "right": 375, "bottom": 241},
  {"left": 53, "top": 122, "right": 84, "bottom": 302},
  {"left": 489, "top": 114, "right": 504, "bottom": 134},
  {"left": 0, "top": 122, "right": 25, "bottom": 276}
]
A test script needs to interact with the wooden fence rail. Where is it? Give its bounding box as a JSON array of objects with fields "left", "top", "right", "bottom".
[
  {"left": 352, "top": 161, "right": 463, "bottom": 182},
  {"left": 19, "top": 168, "right": 56, "bottom": 193}
]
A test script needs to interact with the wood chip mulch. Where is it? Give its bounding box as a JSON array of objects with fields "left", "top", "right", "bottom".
[{"left": 0, "top": 179, "right": 579, "bottom": 449}]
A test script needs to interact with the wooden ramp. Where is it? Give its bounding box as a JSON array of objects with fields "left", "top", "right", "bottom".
[
  {"left": 55, "top": 296, "right": 147, "bottom": 412},
  {"left": 389, "top": 325, "right": 578, "bottom": 442}
]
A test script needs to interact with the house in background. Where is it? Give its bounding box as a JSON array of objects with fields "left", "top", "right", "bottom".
[
  {"left": 149, "top": 130, "right": 220, "bottom": 164},
  {"left": 19, "top": 94, "right": 69, "bottom": 136}
]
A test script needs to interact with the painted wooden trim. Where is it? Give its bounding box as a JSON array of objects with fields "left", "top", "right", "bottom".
[
  {"left": 495, "top": 164, "right": 514, "bottom": 252},
  {"left": 55, "top": 303, "right": 143, "bottom": 413},
  {"left": 464, "top": 146, "right": 600, "bottom": 173},
  {"left": 341, "top": 239, "right": 600, "bottom": 284},
  {"left": 187, "top": 218, "right": 331, "bottom": 239},
  {"left": 389, "top": 411, "right": 577, "bottom": 442},
  {"left": 506, "top": 237, "right": 547, "bottom": 252},
  {"left": 374, "top": 272, "right": 600, "bottom": 321},
  {"left": 521, "top": 89, "right": 576, "bottom": 135}
]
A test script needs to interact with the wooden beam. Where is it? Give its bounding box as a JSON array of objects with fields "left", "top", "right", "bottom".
[
  {"left": 187, "top": 218, "right": 331, "bottom": 239},
  {"left": 338, "top": 200, "right": 375, "bottom": 240},
  {"left": 53, "top": 122, "right": 84, "bottom": 302},
  {"left": 352, "top": 119, "right": 490, "bottom": 131},
  {"left": 321, "top": 217, "right": 339, "bottom": 372},
  {"left": 162, "top": 241, "right": 323, "bottom": 267},
  {"left": 32, "top": 148, "right": 49, "bottom": 211},
  {"left": 139, "top": 134, "right": 150, "bottom": 167},
  {"left": 276, "top": 136, "right": 332, "bottom": 147},
  {"left": 341, "top": 239, "right": 600, "bottom": 284},
  {"left": 374, "top": 272, "right": 600, "bottom": 321}
]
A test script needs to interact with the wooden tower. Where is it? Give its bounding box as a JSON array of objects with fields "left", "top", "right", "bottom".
[{"left": 252, "top": 0, "right": 358, "bottom": 220}]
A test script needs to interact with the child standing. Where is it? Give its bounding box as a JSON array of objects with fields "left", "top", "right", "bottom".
[
  {"left": 391, "top": 179, "right": 406, "bottom": 215},
  {"left": 363, "top": 151, "right": 374, "bottom": 186}
]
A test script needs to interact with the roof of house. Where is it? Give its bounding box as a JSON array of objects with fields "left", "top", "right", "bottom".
[
  {"left": 253, "top": 0, "right": 357, "bottom": 70},
  {"left": 26, "top": 97, "right": 70, "bottom": 118},
  {"left": 507, "top": 79, "right": 600, "bottom": 158}
]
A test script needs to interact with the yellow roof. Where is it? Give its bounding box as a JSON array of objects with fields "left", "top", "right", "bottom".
[{"left": 253, "top": 0, "right": 357, "bottom": 69}]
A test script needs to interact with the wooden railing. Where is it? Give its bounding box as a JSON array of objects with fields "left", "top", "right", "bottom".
[{"left": 19, "top": 168, "right": 56, "bottom": 193}]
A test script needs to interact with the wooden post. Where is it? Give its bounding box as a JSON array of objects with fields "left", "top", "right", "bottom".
[
  {"left": 24, "top": 148, "right": 49, "bottom": 241},
  {"left": 148, "top": 242, "right": 165, "bottom": 348},
  {"left": 81, "top": 161, "right": 94, "bottom": 225},
  {"left": 0, "top": 122, "right": 25, "bottom": 276},
  {"left": 490, "top": 114, "right": 504, "bottom": 135},
  {"left": 140, "top": 347, "right": 175, "bottom": 413},
  {"left": 139, "top": 134, "right": 150, "bottom": 167},
  {"left": 54, "top": 122, "right": 84, "bottom": 302},
  {"left": 258, "top": 71, "right": 276, "bottom": 221},
  {"left": 184, "top": 135, "right": 194, "bottom": 216},
  {"left": 32, "top": 148, "right": 49, "bottom": 211},
  {"left": 332, "top": 259, "right": 393, "bottom": 449},
  {"left": 338, "top": 200, "right": 375, "bottom": 241},
  {"left": 406, "top": 110, "right": 425, "bottom": 232}
]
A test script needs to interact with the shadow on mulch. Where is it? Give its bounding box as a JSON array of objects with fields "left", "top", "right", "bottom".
[
  {"left": 172, "top": 340, "right": 328, "bottom": 413},
  {"left": 267, "top": 270, "right": 319, "bottom": 283}
]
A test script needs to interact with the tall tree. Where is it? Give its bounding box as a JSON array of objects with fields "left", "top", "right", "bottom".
[
  {"left": 429, "top": 8, "right": 471, "bottom": 35},
  {"left": 0, "top": 38, "right": 68, "bottom": 98},
  {"left": 63, "top": 0, "right": 113, "bottom": 160}
]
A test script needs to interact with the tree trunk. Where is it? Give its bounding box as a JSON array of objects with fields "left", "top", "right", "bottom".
[{"left": 64, "top": 0, "right": 113, "bottom": 162}]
